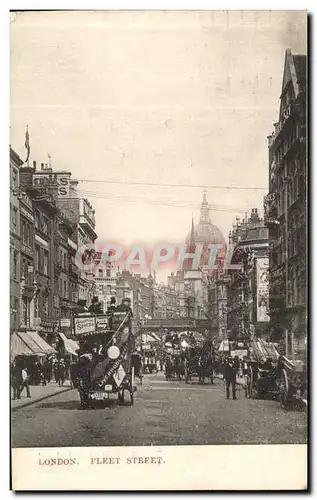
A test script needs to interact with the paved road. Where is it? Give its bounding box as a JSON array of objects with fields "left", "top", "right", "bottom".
[{"left": 12, "top": 372, "right": 307, "bottom": 448}]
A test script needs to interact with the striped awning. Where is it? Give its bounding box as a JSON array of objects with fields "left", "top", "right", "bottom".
[{"left": 11, "top": 331, "right": 55, "bottom": 360}]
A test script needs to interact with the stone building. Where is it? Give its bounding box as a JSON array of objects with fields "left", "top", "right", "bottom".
[
  {"left": 10, "top": 147, "right": 23, "bottom": 332},
  {"left": 227, "top": 208, "right": 269, "bottom": 340},
  {"left": 265, "top": 49, "right": 307, "bottom": 358}
]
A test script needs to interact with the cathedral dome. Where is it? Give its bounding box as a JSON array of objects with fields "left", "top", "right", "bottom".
[
  {"left": 185, "top": 221, "right": 225, "bottom": 246},
  {"left": 185, "top": 192, "right": 225, "bottom": 247}
]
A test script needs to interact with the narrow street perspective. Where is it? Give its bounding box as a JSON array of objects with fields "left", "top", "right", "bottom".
[{"left": 12, "top": 371, "right": 306, "bottom": 448}]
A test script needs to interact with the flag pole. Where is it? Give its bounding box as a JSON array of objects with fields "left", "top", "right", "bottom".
[{"left": 24, "top": 125, "right": 30, "bottom": 167}]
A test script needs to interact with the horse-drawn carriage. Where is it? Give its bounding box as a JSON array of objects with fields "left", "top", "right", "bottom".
[
  {"left": 164, "top": 348, "right": 185, "bottom": 380},
  {"left": 143, "top": 348, "right": 158, "bottom": 374},
  {"left": 184, "top": 346, "right": 213, "bottom": 385}
]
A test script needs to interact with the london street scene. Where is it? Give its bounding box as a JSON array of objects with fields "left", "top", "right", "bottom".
[{"left": 10, "top": 11, "right": 307, "bottom": 448}]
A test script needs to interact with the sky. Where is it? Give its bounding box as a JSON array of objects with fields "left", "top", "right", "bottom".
[{"left": 10, "top": 10, "right": 307, "bottom": 282}]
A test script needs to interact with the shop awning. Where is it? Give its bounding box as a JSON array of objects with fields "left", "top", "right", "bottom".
[
  {"left": 26, "top": 331, "right": 56, "bottom": 355},
  {"left": 11, "top": 331, "right": 55, "bottom": 360},
  {"left": 11, "top": 332, "right": 35, "bottom": 361},
  {"left": 58, "top": 331, "right": 79, "bottom": 356}
]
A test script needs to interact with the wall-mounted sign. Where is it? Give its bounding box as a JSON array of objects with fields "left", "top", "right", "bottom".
[
  {"left": 256, "top": 257, "right": 270, "bottom": 322},
  {"left": 60, "top": 318, "right": 71, "bottom": 328},
  {"left": 33, "top": 172, "right": 70, "bottom": 197}
]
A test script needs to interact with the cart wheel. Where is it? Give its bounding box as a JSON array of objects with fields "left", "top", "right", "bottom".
[
  {"left": 278, "top": 368, "right": 289, "bottom": 409},
  {"left": 247, "top": 366, "right": 253, "bottom": 399}
]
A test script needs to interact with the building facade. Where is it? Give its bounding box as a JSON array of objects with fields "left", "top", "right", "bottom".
[
  {"left": 227, "top": 208, "right": 269, "bottom": 340},
  {"left": 10, "top": 148, "right": 23, "bottom": 332},
  {"left": 265, "top": 49, "right": 307, "bottom": 358}
]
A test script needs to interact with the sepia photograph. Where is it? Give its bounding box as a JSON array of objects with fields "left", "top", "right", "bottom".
[{"left": 9, "top": 9, "right": 307, "bottom": 490}]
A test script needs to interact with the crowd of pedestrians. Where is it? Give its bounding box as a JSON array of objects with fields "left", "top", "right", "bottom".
[{"left": 11, "top": 355, "right": 71, "bottom": 400}]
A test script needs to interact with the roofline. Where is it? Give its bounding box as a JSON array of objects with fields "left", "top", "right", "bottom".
[{"left": 10, "top": 147, "right": 24, "bottom": 167}]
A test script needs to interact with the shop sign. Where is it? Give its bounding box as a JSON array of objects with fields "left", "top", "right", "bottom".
[
  {"left": 74, "top": 316, "right": 95, "bottom": 335},
  {"left": 95, "top": 316, "right": 109, "bottom": 331},
  {"left": 60, "top": 318, "right": 71, "bottom": 328},
  {"left": 40, "top": 319, "right": 58, "bottom": 332}
]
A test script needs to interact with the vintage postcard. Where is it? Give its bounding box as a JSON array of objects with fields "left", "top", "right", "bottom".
[{"left": 10, "top": 10, "right": 307, "bottom": 491}]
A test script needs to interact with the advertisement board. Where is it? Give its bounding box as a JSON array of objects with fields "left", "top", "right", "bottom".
[
  {"left": 60, "top": 318, "right": 71, "bottom": 328},
  {"left": 95, "top": 316, "right": 109, "bottom": 331},
  {"left": 33, "top": 172, "right": 70, "bottom": 197},
  {"left": 256, "top": 257, "right": 270, "bottom": 322},
  {"left": 74, "top": 316, "right": 95, "bottom": 335}
]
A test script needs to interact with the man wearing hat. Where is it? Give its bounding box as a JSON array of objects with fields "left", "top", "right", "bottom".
[
  {"left": 224, "top": 356, "right": 237, "bottom": 400},
  {"left": 107, "top": 296, "right": 117, "bottom": 313}
]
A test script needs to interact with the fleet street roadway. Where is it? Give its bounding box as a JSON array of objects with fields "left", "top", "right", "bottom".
[{"left": 12, "top": 373, "right": 307, "bottom": 448}]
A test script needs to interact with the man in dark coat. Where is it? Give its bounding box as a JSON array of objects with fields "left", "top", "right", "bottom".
[
  {"left": 224, "top": 357, "right": 237, "bottom": 400},
  {"left": 107, "top": 296, "right": 117, "bottom": 313}
]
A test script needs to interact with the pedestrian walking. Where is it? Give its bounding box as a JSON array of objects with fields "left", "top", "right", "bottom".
[
  {"left": 11, "top": 360, "right": 22, "bottom": 400},
  {"left": 224, "top": 357, "right": 237, "bottom": 400},
  {"left": 19, "top": 367, "right": 31, "bottom": 398}
]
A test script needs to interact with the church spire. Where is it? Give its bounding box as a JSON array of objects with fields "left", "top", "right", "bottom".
[
  {"left": 199, "top": 190, "right": 211, "bottom": 223},
  {"left": 189, "top": 215, "right": 195, "bottom": 247}
]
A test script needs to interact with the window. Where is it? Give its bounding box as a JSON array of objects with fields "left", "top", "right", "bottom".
[
  {"left": 21, "top": 220, "right": 26, "bottom": 242},
  {"left": 27, "top": 225, "right": 32, "bottom": 246},
  {"left": 43, "top": 250, "right": 49, "bottom": 275},
  {"left": 34, "top": 294, "right": 39, "bottom": 318},
  {"left": 35, "top": 211, "right": 40, "bottom": 229},
  {"left": 98, "top": 269, "right": 103, "bottom": 277},
  {"left": 43, "top": 296, "right": 49, "bottom": 317},
  {"left": 12, "top": 167, "right": 18, "bottom": 188},
  {"left": 21, "top": 258, "right": 25, "bottom": 279},
  {"left": 13, "top": 250, "right": 18, "bottom": 280},
  {"left": 12, "top": 207, "right": 17, "bottom": 229},
  {"left": 42, "top": 216, "right": 48, "bottom": 235},
  {"left": 106, "top": 268, "right": 111, "bottom": 278},
  {"left": 35, "top": 246, "right": 40, "bottom": 271},
  {"left": 63, "top": 280, "right": 67, "bottom": 299}
]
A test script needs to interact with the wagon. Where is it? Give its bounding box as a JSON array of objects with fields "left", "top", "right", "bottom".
[
  {"left": 276, "top": 355, "right": 307, "bottom": 410},
  {"left": 245, "top": 338, "right": 280, "bottom": 399},
  {"left": 75, "top": 311, "right": 135, "bottom": 408},
  {"left": 184, "top": 346, "right": 213, "bottom": 385}
]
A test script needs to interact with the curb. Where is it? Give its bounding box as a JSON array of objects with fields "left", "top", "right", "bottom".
[{"left": 11, "top": 386, "right": 73, "bottom": 412}]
